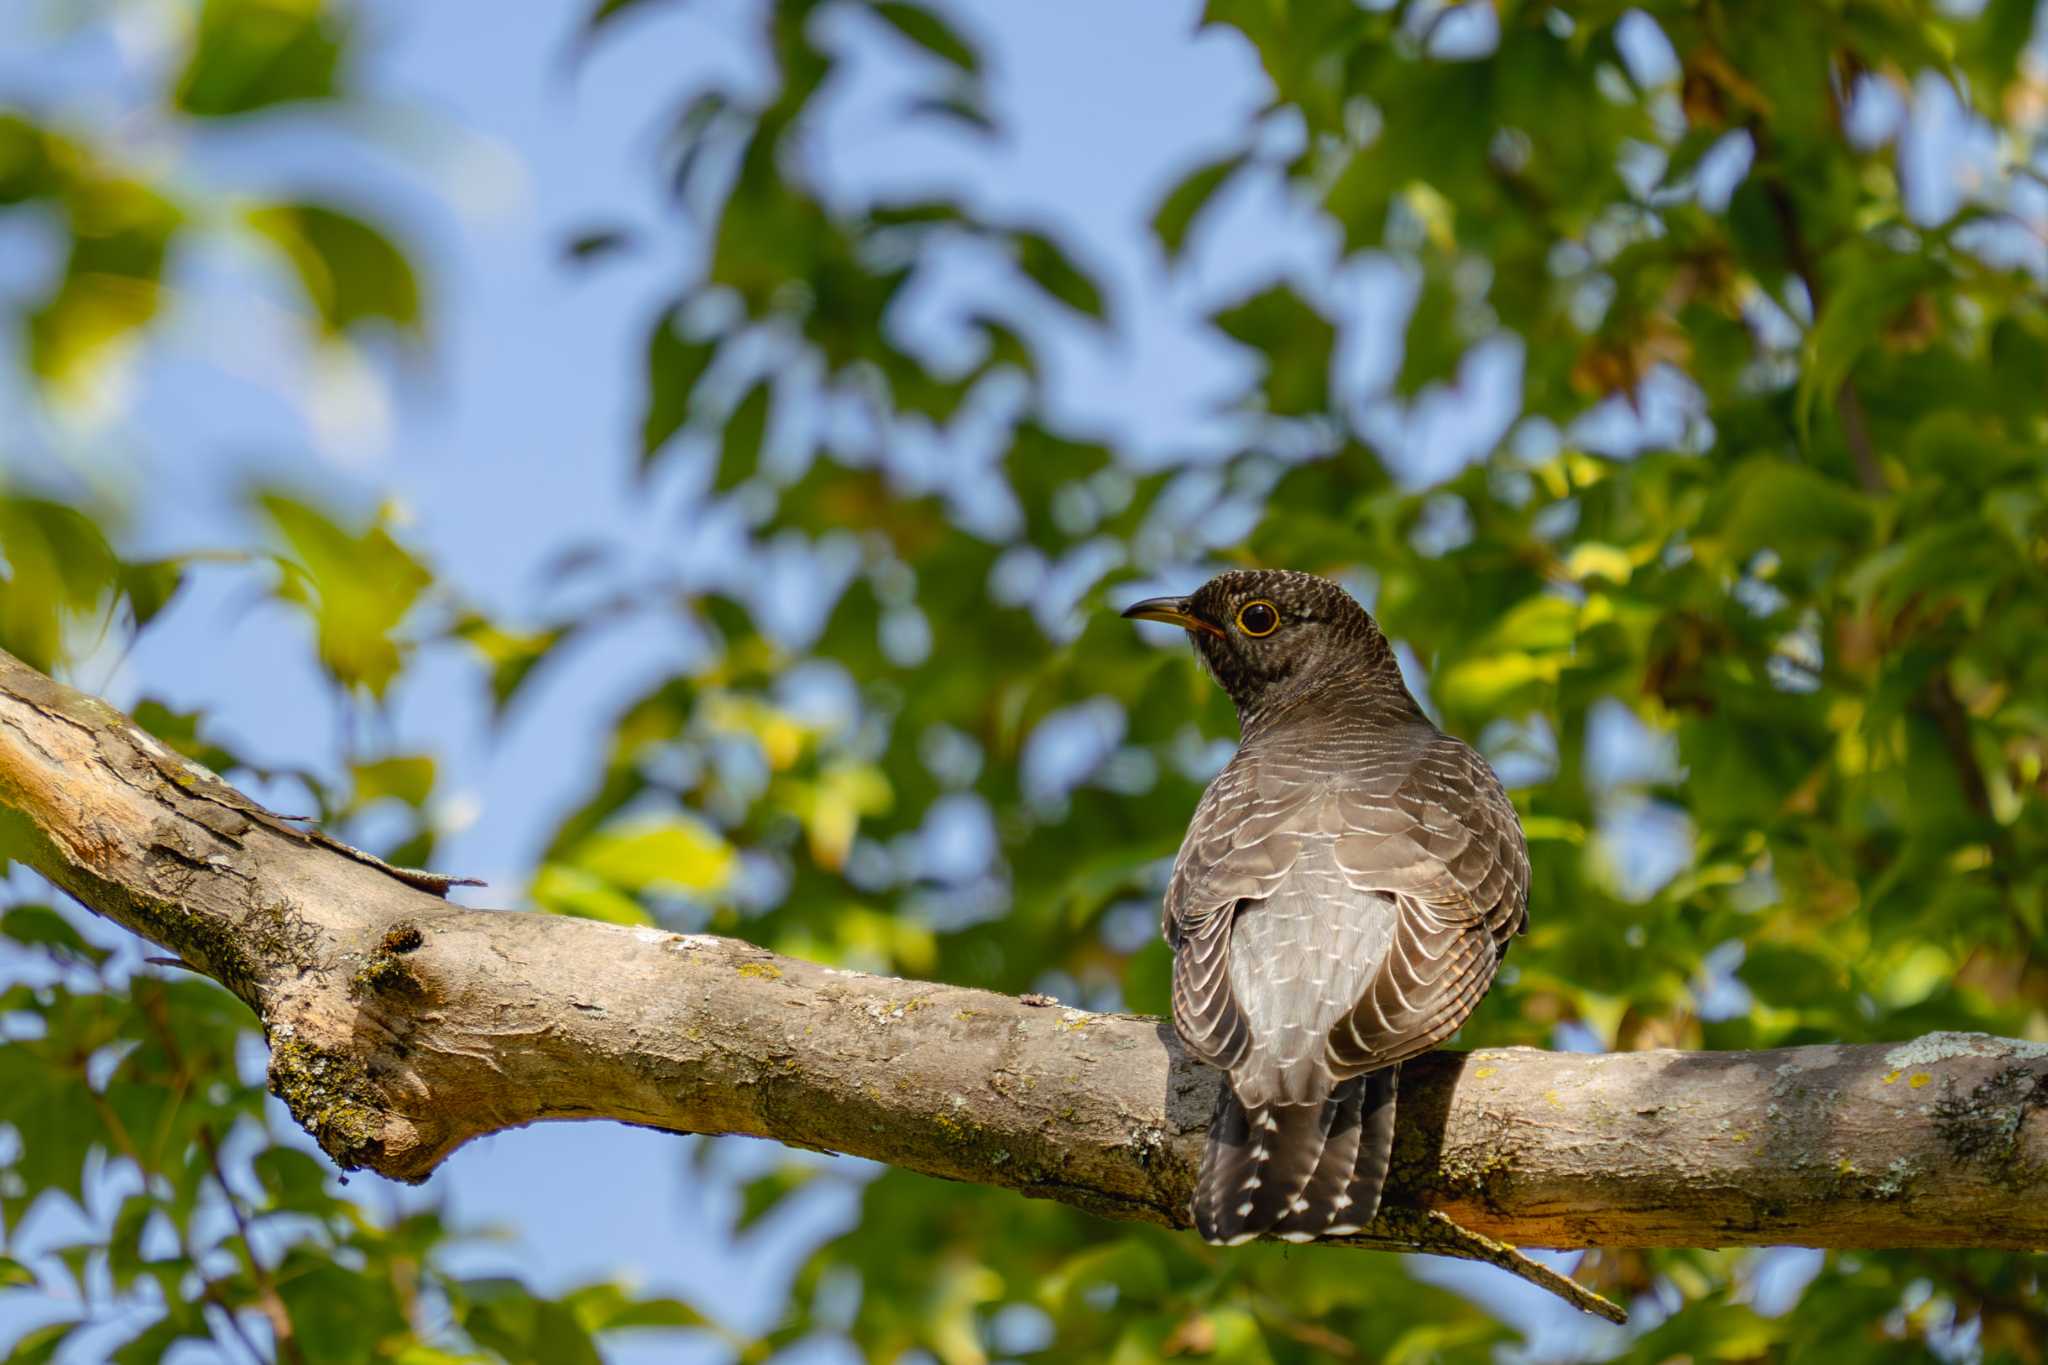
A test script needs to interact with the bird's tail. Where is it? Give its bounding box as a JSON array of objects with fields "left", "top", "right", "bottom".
[{"left": 1191, "top": 1068, "right": 1396, "bottom": 1246}]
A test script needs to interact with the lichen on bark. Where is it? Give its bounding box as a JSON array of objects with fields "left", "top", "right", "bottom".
[{"left": 265, "top": 1028, "right": 391, "bottom": 1172}]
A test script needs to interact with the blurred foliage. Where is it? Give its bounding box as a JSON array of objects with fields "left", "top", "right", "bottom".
[{"left": 7, "top": 0, "right": 2048, "bottom": 1360}]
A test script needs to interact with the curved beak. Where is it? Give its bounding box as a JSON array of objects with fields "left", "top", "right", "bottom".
[{"left": 1120, "top": 595, "right": 1225, "bottom": 639}]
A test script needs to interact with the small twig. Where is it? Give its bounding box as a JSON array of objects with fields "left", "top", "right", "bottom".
[
  {"left": 1750, "top": 120, "right": 1887, "bottom": 496},
  {"left": 1924, "top": 671, "right": 1996, "bottom": 825},
  {"left": 1833, "top": 378, "right": 1886, "bottom": 496},
  {"left": 1360, "top": 1208, "right": 1629, "bottom": 1324},
  {"left": 1244, "top": 1291, "right": 1360, "bottom": 1356},
  {"left": 199, "top": 1125, "right": 307, "bottom": 1365},
  {"left": 83, "top": 1081, "right": 271, "bottom": 1365},
  {"left": 299, "top": 828, "right": 485, "bottom": 896},
  {"left": 1921, "top": 670, "right": 2030, "bottom": 957},
  {"left": 136, "top": 985, "right": 307, "bottom": 1365}
]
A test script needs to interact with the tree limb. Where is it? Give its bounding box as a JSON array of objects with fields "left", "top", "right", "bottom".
[{"left": 3, "top": 650, "right": 2045, "bottom": 1315}]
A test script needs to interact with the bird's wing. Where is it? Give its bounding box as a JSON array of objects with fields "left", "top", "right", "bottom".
[
  {"left": 1162, "top": 753, "right": 1309, "bottom": 1069},
  {"left": 1324, "top": 734, "right": 1528, "bottom": 1074}
]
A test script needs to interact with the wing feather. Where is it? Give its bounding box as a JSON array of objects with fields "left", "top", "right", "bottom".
[
  {"left": 1171, "top": 904, "right": 1250, "bottom": 1068},
  {"left": 1163, "top": 759, "right": 1309, "bottom": 1067},
  {"left": 1323, "top": 736, "right": 1528, "bottom": 1075}
]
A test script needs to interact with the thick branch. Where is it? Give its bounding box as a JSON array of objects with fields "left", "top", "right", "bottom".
[{"left": 2, "top": 650, "right": 2046, "bottom": 1263}]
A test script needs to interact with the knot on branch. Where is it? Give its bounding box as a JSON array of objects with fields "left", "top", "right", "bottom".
[
  {"left": 351, "top": 920, "right": 427, "bottom": 997},
  {"left": 265, "top": 919, "right": 455, "bottom": 1183},
  {"left": 265, "top": 1026, "right": 416, "bottom": 1177}
]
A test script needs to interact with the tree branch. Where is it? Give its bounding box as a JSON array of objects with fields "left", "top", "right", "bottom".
[{"left": 3, "top": 650, "right": 2045, "bottom": 1311}]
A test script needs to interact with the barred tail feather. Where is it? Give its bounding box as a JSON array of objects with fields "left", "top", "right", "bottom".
[
  {"left": 1329, "top": 1066, "right": 1396, "bottom": 1236},
  {"left": 1193, "top": 1070, "right": 1396, "bottom": 1246}
]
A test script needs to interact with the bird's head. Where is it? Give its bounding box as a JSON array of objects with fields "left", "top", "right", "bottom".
[{"left": 1121, "top": 569, "right": 1413, "bottom": 724}]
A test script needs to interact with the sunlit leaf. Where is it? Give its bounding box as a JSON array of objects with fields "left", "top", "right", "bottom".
[
  {"left": 28, "top": 177, "right": 180, "bottom": 397},
  {"left": 258, "top": 493, "right": 432, "bottom": 697},
  {"left": 352, "top": 754, "right": 435, "bottom": 809},
  {"left": 568, "top": 817, "right": 736, "bottom": 895},
  {"left": 0, "top": 498, "right": 118, "bottom": 670},
  {"left": 531, "top": 864, "right": 656, "bottom": 924}
]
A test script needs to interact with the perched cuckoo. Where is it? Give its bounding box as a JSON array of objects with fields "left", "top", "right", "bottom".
[{"left": 1123, "top": 569, "right": 1528, "bottom": 1246}]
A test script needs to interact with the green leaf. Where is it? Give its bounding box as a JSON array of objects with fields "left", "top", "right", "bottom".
[
  {"left": 581, "top": 0, "right": 651, "bottom": 38},
  {"left": 640, "top": 302, "right": 719, "bottom": 467},
  {"left": 0, "top": 905, "right": 106, "bottom": 964},
  {"left": 530, "top": 864, "right": 654, "bottom": 925},
  {"left": 110, "top": 1317, "right": 214, "bottom": 1358},
  {"left": 352, "top": 754, "right": 436, "bottom": 809},
  {"left": 901, "top": 90, "right": 995, "bottom": 137},
  {"left": 870, "top": 1, "right": 980, "bottom": 75},
  {"left": 715, "top": 377, "right": 772, "bottom": 491},
  {"left": 454, "top": 615, "right": 569, "bottom": 720},
  {"left": 1739, "top": 943, "right": 1848, "bottom": 1010},
  {"left": 1955, "top": 0, "right": 2039, "bottom": 114},
  {"left": 1002, "top": 423, "right": 1114, "bottom": 546},
  {"left": 174, "top": 0, "right": 345, "bottom": 117},
  {"left": 1041, "top": 1238, "right": 1169, "bottom": 1314},
  {"left": 129, "top": 699, "right": 247, "bottom": 776},
  {"left": 736, "top": 1163, "right": 815, "bottom": 1233},
  {"left": 5, "top": 1322, "right": 79, "bottom": 1365},
  {"left": 247, "top": 202, "right": 421, "bottom": 334},
  {"left": 253, "top": 1146, "right": 337, "bottom": 1214},
  {"left": 0, "top": 114, "right": 62, "bottom": 206},
  {"left": 27, "top": 173, "right": 183, "bottom": 399},
  {"left": 1121, "top": 938, "right": 1170, "bottom": 1015},
  {"left": 564, "top": 1282, "right": 710, "bottom": 1332},
  {"left": 1705, "top": 459, "right": 1874, "bottom": 580},
  {"left": 1013, "top": 229, "right": 1105, "bottom": 319},
  {"left": 1203, "top": 1307, "right": 1274, "bottom": 1365},
  {"left": 0, "top": 496, "right": 121, "bottom": 672},
  {"left": 274, "top": 1256, "right": 404, "bottom": 1365},
  {"left": 106, "top": 1194, "right": 159, "bottom": 1292},
  {"left": 117, "top": 558, "right": 185, "bottom": 633},
  {"left": 663, "top": 90, "right": 738, "bottom": 202},
  {"left": 259, "top": 493, "right": 432, "bottom": 697},
  {"left": 1796, "top": 249, "right": 1944, "bottom": 444},
  {"left": 1395, "top": 261, "right": 1462, "bottom": 398},
  {"left": 0, "top": 1038, "right": 102, "bottom": 1203},
  {"left": 604, "top": 1297, "right": 712, "bottom": 1331},
  {"left": 1212, "top": 283, "right": 1335, "bottom": 415},
  {"left": 568, "top": 816, "right": 735, "bottom": 896},
  {"left": 458, "top": 1279, "right": 604, "bottom": 1365},
  {"left": 1151, "top": 152, "right": 1245, "bottom": 260}
]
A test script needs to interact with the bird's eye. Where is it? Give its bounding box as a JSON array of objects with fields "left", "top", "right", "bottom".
[{"left": 1236, "top": 600, "right": 1280, "bottom": 637}]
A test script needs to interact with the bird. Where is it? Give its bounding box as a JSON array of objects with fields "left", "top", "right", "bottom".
[{"left": 1121, "top": 569, "right": 1528, "bottom": 1247}]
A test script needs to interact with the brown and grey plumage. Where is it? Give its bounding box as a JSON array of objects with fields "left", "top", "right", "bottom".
[{"left": 1123, "top": 570, "right": 1528, "bottom": 1246}]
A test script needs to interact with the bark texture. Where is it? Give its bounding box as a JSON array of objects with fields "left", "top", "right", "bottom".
[{"left": 3, "top": 649, "right": 2045, "bottom": 1255}]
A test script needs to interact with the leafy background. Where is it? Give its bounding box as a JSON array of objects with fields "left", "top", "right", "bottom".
[{"left": 3, "top": 0, "right": 2047, "bottom": 1360}]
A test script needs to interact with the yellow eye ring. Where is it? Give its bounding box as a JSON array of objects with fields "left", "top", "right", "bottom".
[{"left": 1235, "top": 599, "right": 1280, "bottom": 637}]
